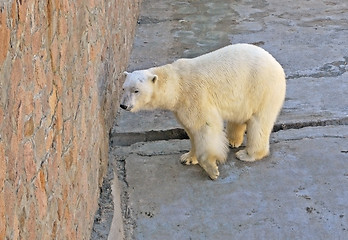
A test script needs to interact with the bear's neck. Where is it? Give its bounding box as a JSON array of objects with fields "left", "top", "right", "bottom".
[{"left": 149, "top": 65, "right": 180, "bottom": 111}]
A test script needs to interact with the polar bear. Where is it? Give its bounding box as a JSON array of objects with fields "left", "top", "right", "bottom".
[{"left": 120, "top": 43, "right": 286, "bottom": 180}]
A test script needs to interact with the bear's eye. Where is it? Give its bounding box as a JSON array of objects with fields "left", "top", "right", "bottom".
[{"left": 134, "top": 90, "right": 139, "bottom": 94}]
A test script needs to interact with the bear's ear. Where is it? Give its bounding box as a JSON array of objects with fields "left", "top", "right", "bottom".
[
  {"left": 123, "top": 71, "right": 129, "bottom": 77},
  {"left": 152, "top": 75, "right": 158, "bottom": 83}
]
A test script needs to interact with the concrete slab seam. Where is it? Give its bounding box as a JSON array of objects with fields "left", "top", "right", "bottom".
[{"left": 112, "top": 117, "right": 348, "bottom": 146}]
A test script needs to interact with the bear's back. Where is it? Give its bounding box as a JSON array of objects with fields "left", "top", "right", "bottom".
[
  {"left": 172, "top": 44, "right": 285, "bottom": 120},
  {"left": 173, "top": 44, "right": 284, "bottom": 89}
]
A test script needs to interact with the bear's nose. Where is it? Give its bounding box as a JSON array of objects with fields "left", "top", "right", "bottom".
[{"left": 120, "top": 104, "right": 128, "bottom": 110}]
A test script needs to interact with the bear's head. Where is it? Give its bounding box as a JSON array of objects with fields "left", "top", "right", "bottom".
[{"left": 120, "top": 70, "right": 158, "bottom": 112}]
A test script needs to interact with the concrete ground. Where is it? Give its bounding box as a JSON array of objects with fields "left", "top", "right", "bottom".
[
  {"left": 95, "top": 0, "right": 348, "bottom": 239},
  {"left": 115, "top": 127, "right": 348, "bottom": 239}
]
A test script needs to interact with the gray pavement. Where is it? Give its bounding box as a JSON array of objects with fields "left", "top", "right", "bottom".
[
  {"left": 115, "top": 126, "right": 348, "bottom": 239},
  {"left": 109, "top": 0, "right": 348, "bottom": 239}
]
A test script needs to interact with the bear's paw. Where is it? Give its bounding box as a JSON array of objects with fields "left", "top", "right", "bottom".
[
  {"left": 199, "top": 159, "right": 220, "bottom": 180},
  {"left": 229, "top": 138, "right": 243, "bottom": 148},
  {"left": 236, "top": 150, "right": 256, "bottom": 162},
  {"left": 180, "top": 152, "right": 198, "bottom": 165}
]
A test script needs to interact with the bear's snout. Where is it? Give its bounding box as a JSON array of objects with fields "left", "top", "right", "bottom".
[{"left": 120, "top": 104, "right": 128, "bottom": 110}]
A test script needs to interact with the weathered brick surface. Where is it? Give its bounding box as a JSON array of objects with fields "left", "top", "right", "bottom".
[{"left": 0, "top": 0, "right": 140, "bottom": 239}]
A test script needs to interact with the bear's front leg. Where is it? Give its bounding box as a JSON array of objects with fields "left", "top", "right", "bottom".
[
  {"left": 178, "top": 121, "right": 199, "bottom": 165},
  {"left": 193, "top": 120, "right": 228, "bottom": 180}
]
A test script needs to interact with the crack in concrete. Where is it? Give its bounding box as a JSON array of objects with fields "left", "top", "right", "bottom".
[
  {"left": 137, "top": 16, "right": 181, "bottom": 25},
  {"left": 273, "top": 117, "right": 348, "bottom": 132},
  {"left": 112, "top": 117, "right": 348, "bottom": 147},
  {"left": 136, "top": 149, "right": 187, "bottom": 157},
  {"left": 271, "top": 135, "right": 346, "bottom": 144},
  {"left": 114, "top": 156, "right": 135, "bottom": 240},
  {"left": 91, "top": 160, "right": 115, "bottom": 240},
  {"left": 287, "top": 57, "right": 348, "bottom": 79},
  {"left": 132, "top": 134, "right": 345, "bottom": 157}
]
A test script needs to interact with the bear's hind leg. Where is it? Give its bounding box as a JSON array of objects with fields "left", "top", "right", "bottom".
[
  {"left": 236, "top": 115, "right": 271, "bottom": 162},
  {"left": 227, "top": 122, "right": 246, "bottom": 148}
]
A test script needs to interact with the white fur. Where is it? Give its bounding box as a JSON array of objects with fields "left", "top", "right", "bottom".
[{"left": 121, "top": 44, "right": 286, "bottom": 179}]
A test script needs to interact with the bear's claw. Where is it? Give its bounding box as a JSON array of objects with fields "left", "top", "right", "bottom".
[
  {"left": 180, "top": 152, "right": 198, "bottom": 165},
  {"left": 229, "top": 139, "right": 243, "bottom": 148}
]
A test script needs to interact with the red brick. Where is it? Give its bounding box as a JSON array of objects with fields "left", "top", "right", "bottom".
[
  {"left": 33, "top": 58, "right": 46, "bottom": 91},
  {"left": 33, "top": 97, "right": 42, "bottom": 128},
  {"left": 59, "top": 0, "right": 70, "bottom": 13},
  {"left": 55, "top": 131, "right": 63, "bottom": 159},
  {"left": 27, "top": 202, "right": 37, "bottom": 240},
  {"left": 46, "top": 129, "right": 54, "bottom": 153},
  {"left": 32, "top": 31, "right": 42, "bottom": 55},
  {"left": 34, "top": 127, "right": 45, "bottom": 160},
  {"left": 59, "top": 40, "right": 68, "bottom": 74},
  {"left": 72, "top": 135, "right": 78, "bottom": 163},
  {"left": 34, "top": 168, "right": 47, "bottom": 219},
  {"left": 63, "top": 206, "right": 72, "bottom": 235},
  {"left": 62, "top": 119, "right": 72, "bottom": 146},
  {"left": 23, "top": 141, "right": 36, "bottom": 181},
  {"left": 56, "top": 101, "right": 63, "bottom": 133},
  {"left": 23, "top": 53, "right": 34, "bottom": 85},
  {"left": 0, "top": 6, "right": 10, "bottom": 66},
  {"left": 1, "top": 0, "right": 141, "bottom": 238},
  {"left": 0, "top": 142, "right": 5, "bottom": 186},
  {"left": 18, "top": 207, "right": 26, "bottom": 238},
  {"left": 58, "top": 14, "right": 68, "bottom": 36},
  {"left": 15, "top": 183, "right": 25, "bottom": 217},
  {"left": 51, "top": 221, "right": 57, "bottom": 239},
  {"left": 46, "top": 155, "right": 58, "bottom": 195},
  {"left": 89, "top": 43, "right": 98, "bottom": 63},
  {"left": 63, "top": 149, "right": 73, "bottom": 170},
  {"left": 40, "top": 90, "right": 51, "bottom": 122},
  {"left": 17, "top": 1, "right": 28, "bottom": 24},
  {"left": 57, "top": 198, "right": 64, "bottom": 221},
  {"left": 0, "top": 188, "right": 5, "bottom": 239},
  {"left": 86, "top": 0, "right": 96, "bottom": 9},
  {"left": 4, "top": 181, "right": 15, "bottom": 231},
  {"left": 8, "top": 135, "right": 19, "bottom": 183},
  {"left": 50, "top": 37, "right": 59, "bottom": 73},
  {"left": 24, "top": 117, "right": 34, "bottom": 137},
  {"left": 0, "top": 106, "right": 3, "bottom": 128},
  {"left": 13, "top": 217, "right": 19, "bottom": 240},
  {"left": 10, "top": 58, "right": 23, "bottom": 96},
  {"left": 23, "top": 91, "right": 34, "bottom": 117},
  {"left": 15, "top": 87, "right": 25, "bottom": 141},
  {"left": 10, "top": 0, "right": 17, "bottom": 23}
]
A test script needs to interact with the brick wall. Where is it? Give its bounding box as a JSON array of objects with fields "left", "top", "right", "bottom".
[{"left": 0, "top": 0, "right": 140, "bottom": 239}]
